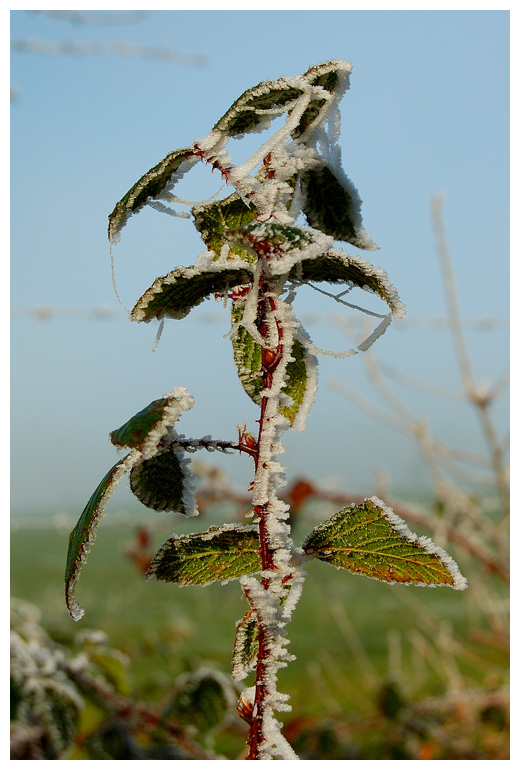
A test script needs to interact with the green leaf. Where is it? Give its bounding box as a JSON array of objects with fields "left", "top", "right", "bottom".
[
  {"left": 130, "top": 264, "right": 253, "bottom": 322},
  {"left": 108, "top": 147, "right": 197, "bottom": 243},
  {"left": 232, "top": 610, "right": 259, "bottom": 681},
  {"left": 65, "top": 455, "right": 136, "bottom": 621},
  {"left": 26, "top": 686, "right": 80, "bottom": 759},
  {"left": 193, "top": 193, "right": 258, "bottom": 262},
  {"left": 212, "top": 79, "right": 304, "bottom": 137},
  {"left": 288, "top": 251, "right": 403, "bottom": 316},
  {"left": 231, "top": 303, "right": 263, "bottom": 406},
  {"left": 231, "top": 304, "right": 313, "bottom": 428},
  {"left": 228, "top": 222, "right": 316, "bottom": 266},
  {"left": 300, "top": 164, "right": 377, "bottom": 250},
  {"left": 280, "top": 338, "right": 311, "bottom": 426},
  {"left": 109, "top": 388, "right": 193, "bottom": 452},
  {"left": 110, "top": 397, "right": 170, "bottom": 451},
  {"left": 163, "top": 669, "right": 236, "bottom": 734},
  {"left": 302, "top": 497, "right": 468, "bottom": 590},
  {"left": 129, "top": 448, "right": 190, "bottom": 513},
  {"left": 146, "top": 525, "right": 261, "bottom": 586},
  {"left": 87, "top": 648, "right": 132, "bottom": 698}
]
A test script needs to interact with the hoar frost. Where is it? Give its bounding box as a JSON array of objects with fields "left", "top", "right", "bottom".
[{"left": 68, "top": 58, "right": 469, "bottom": 762}]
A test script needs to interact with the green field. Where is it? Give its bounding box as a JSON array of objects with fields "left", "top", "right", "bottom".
[{"left": 11, "top": 505, "right": 509, "bottom": 759}]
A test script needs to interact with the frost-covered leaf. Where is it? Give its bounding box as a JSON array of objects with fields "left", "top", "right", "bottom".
[
  {"left": 280, "top": 338, "right": 312, "bottom": 426},
  {"left": 235, "top": 222, "right": 315, "bottom": 252},
  {"left": 14, "top": 681, "right": 80, "bottom": 759},
  {"left": 228, "top": 222, "right": 326, "bottom": 273},
  {"left": 66, "top": 454, "right": 136, "bottom": 621},
  {"left": 110, "top": 397, "right": 171, "bottom": 451},
  {"left": 231, "top": 305, "right": 313, "bottom": 427},
  {"left": 10, "top": 605, "right": 83, "bottom": 760},
  {"left": 108, "top": 147, "right": 198, "bottom": 243},
  {"left": 302, "top": 497, "right": 468, "bottom": 590},
  {"left": 146, "top": 525, "right": 261, "bottom": 586},
  {"left": 163, "top": 668, "right": 236, "bottom": 734},
  {"left": 212, "top": 78, "right": 304, "bottom": 137},
  {"left": 288, "top": 250, "right": 404, "bottom": 317},
  {"left": 130, "top": 264, "right": 253, "bottom": 322},
  {"left": 212, "top": 60, "right": 350, "bottom": 142},
  {"left": 291, "top": 60, "right": 350, "bottom": 139},
  {"left": 231, "top": 304, "right": 263, "bottom": 405},
  {"left": 193, "top": 193, "right": 258, "bottom": 262},
  {"left": 130, "top": 448, "right": 191, "bottom": 514},
  {"left": 109, "top": 388, "right": 194, "bottom": 453},
  {"left": 300, "top": 163, "right": 378, "bottom": 250},
  {"left": 232, "top": 610, "right": 259, "bottom": 681}
]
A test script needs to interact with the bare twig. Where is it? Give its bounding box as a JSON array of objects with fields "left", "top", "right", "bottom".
[{"left": 431, "top": 195, "right": 509, "bottom": 517}]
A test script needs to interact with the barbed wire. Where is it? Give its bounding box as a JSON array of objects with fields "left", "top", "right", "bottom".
[
  {"left": 11, "top": 38, "right": 209, "bottom": 67},
  {"left": 10, "top": 304, "right": 509, "bottom": 331},
  {"left": 28, "top": 10, "right": 154, "bottom": 26}
]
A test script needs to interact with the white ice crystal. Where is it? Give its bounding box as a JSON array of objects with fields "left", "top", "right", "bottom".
[
  {"left": 140, "top": 386, "right": 194, "bottom": 460},
  {"left": 368, "top": 497, "right": 468, "bottom": 591}
]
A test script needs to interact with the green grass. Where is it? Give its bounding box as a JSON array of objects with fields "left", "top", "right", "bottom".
[{"left": 11, "top": 504, "right": 509, "bottom": 759}]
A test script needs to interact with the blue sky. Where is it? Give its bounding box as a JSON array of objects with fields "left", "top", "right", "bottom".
[{"left": 10, "top": 9, "right": 509, "bottom": 515}]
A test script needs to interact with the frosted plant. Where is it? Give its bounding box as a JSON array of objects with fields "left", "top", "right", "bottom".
[{"left": 66, "top": 60, "right": 467, "bottom": 760}]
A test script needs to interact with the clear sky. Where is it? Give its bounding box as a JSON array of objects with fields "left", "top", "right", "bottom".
[{"left": 10, "top": 8, "right": 509, "bottom": 516}]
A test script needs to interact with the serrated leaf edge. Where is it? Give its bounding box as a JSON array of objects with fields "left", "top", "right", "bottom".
[
  {"left": 130, "top": 258, "right": 254, "bottom": 322},
  {"left": 303, "top": 496, "right": 468, "bottom": 591},
  {"left": 145, "top": 523, "right": 261, "bottom": 587},
  {"left": 108, "top": 148, "right": 197, "bottom": 244},
  {"left": 290, "top": 249, "right": 406, "bottom": 319},
  {"left": 367, "top": 496, "right": 468, "bottom": 591},
  {"left": 139, "top": 386, "right": 195, "bottom": 459},
  {"left": 232, "top": 609, "right": 259, "bottom": 681}
]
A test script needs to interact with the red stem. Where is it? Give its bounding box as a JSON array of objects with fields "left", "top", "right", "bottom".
[{"left": 244, "top": 285, "right": 285, "bottom": 760}]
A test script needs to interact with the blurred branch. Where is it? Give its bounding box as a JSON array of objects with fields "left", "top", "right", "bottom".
[
  {"left": 372, "top": 358, "right": 464, "bottom": 402},
  {"left": 431, "top": 194, "right": 510, "bottom": 518},
  {"left": 329, "top": 375, "right": 497, "bottom": 478},
  {"left": 431, "top": 195, "right": 476, "bottom": 389}
]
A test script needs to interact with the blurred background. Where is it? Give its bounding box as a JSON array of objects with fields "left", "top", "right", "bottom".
[
  {"left": 10, "top": 9, "right": 509, "bottom": 760},
  {"left": 11, "top": 8, "right": 509, "bottom": 515}
]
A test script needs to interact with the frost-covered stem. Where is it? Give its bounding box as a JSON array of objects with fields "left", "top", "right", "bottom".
[
  {"left": 246, "top": 290, "right": 279, "bottom": 759},
  {"left": 242, "top": 278, "right": 300, "bottom": 761},
  {"left": 255, "top": 288, "right": 283, "bottom": 581},
  {"left": 244, "top": 583, "right": 271, "bottom": 759}
]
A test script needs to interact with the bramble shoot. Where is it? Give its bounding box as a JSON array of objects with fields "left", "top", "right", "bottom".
[{"left": 66, "top": 60, "right": 467, "bottom": 760}]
